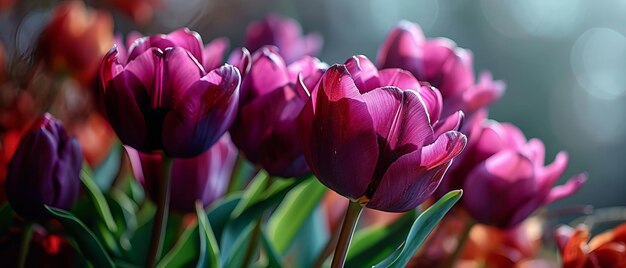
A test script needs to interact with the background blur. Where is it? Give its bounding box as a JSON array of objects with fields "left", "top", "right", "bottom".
[{"left": 1, "top": 0, "right": 624, "bottom": 210}]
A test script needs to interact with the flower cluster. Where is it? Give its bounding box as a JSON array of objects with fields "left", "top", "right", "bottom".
[{"left": 0, "top": 4, "right": 600, "bottom": 268}]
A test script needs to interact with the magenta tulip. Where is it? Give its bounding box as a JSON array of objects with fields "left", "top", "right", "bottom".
[
  {"left": 6, "top": 113, "right": 82, "bottom": 220},
  {"left": 127, "top": 133, "right": 237, "bottom": 213},
  {"left": 377, "top": 21, "right": 504, "bottom": 118},
  {"left": 461, "top": 121, "right": 586, "bottom": 228},
  {"left": 230, "top": 47, "right": 326, "bottom": 177},
  {"left": 99, "top": 28, "right": 241, "bottom": 157},
  {"left": 245, "top": 14, "right": 322, "bottom": 64},
  {"left": 297, "top": 55, "right": 466, "bottom": 212}
]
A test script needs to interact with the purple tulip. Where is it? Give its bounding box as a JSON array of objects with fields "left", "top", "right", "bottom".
[
  {"left": 127, "top": 133, "right": 237, "bottom": 213},
  {"left": 6, "top": 113, "right": 82, "bottom": 221},
  {"left": 230, "top": 47, "right": 326, "bottom": 178},
  {"left": 297, "top": 55, "right": 467, "bottom": 212},
  {"left": 99, "top": 28, "right": 241, "bottom": 157},
  {"left": 244, "top": 14, "right": 322, "bottom": 64},
  {"left": 377, "top": 21, "right": 505, "bottom": 118},
  {"left": 461, "top": 121, "right": 586, "bottom": 228}
]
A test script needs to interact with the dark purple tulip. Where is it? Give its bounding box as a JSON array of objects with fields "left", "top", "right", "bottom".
[
  {"left": 127, "top": 133, "right": 237, "bottom": 213},
  {"left": 460, "top": 121, "right": 586, "bottom": 229},
  {"left": 5, "top": 113, "right": 82, "bottom": 221},
  {"left": 100, "top": 28, "right": 241, "bottom": 157},
  {"left": 297, "top": 55, "right": 467, "bottom": 212},
  {"left": 231, "top": 47, "right": 326, "bottom": 178},
  {"left": 377, "top": 21, "right": 505, "bottom": 118},
  {"left": 245, "top": 13, "right": 322, "bottom": 64}
]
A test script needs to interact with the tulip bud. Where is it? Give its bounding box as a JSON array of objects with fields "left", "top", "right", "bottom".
[
  {"left": 127, "top": 133, "right": 237, "bottom": 213},
  {"left": 99, "top": 28, "right": 241, "bottom": 157},
  {"left": 377, "top": 21, "right": 504, "bottom": 118},
  {"left": 461, "top": 121, "right": 586, "bottom": 228},
  {"left": 230, "top": 47, "right": 326, "bottom": 177},
  {"left": 244, "top": 14, "right": 322, "bottom": 64},
  {"left": 5, "top": 113, "right": 82, "bottom": 221},
  {"left": 297, "top": 55, "right": 466, "bottom": 212}
]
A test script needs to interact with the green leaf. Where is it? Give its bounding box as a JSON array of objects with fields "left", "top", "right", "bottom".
[
  {"left": 259, "top": 229, "right": 284, "bottom": 268},
  {"left": 223, "top": 224, "right": 254, "bottom": 268},
  {"left": 45, "top": 206, "right": 115, "bottom": 268},
  {"left": 220, "top": 177, "right": 302, "bottom": 258},
  {"left": 230, "top": 171, "right": 271, "bottom": 218},
  {"left": 92, "top": 143, "right": 123, "bottom": 192},
  {"left": 80, "top": 168, "right": 118, "bottom": 233},
  {"left": 196, "top": 202, "right": 220, "bottom": 268},
  {"left": 156, "top": 222, "right": 199, "bottom": 268},
  {"left": 267, "top": 177, "right": 326, "bottom": 253},
  {"left": 345, "top": 210, "right": 417, "bottom": 267},
  {"left": 373, "top": 190, "right": 463, "bottom": 268},
  {"left": 206, "top": 194, "right": 242, "bottom": 243},
  {"left": 282, "top": 206, "right": 328, "bottom": 268},
  {"left": 124, "top": 201, "right": 156, "bottom": 266},
  {"left": 0, "top": 203, "right": 14, "bottom": 233}
]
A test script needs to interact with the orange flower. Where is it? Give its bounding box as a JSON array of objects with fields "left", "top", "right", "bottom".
[
  {"left": 36, "top": 1, "right": 113, "bottom": 86},
  {"left": 556, "top": 223, "right": 626, "bottom": 268}
]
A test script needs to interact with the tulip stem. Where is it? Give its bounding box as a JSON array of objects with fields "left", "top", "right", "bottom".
[
  {"left": 145, "top": 154, "right": 173, "bottom": 268},
  {"left": 18, "top": 222, "right": 34, "bottom": 268},
  {"left": 313, "top": 216, "right": 342, "bottom": 268},
  {"left": 445, "top": 219, "right": 475, "bottom": 268},
  {"left": 331, "top": 200, "right": 364, "bottom": 268},
  {"left": 240, "top": 175, "right": 274, "bottom": 267}
]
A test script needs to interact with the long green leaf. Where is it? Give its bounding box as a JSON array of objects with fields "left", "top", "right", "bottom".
[
  {"left": 80, "top": 168, "right": 118, "bottom": 233},
  {"left": 156, "top": 222, "right": 199, "bottom": 268},
  {"left": 196, "top": 202, "right": 220, "bottom": 268},
  {"left": 373, "top": 190, "right": 463, "bottom": 268},
  {"left": 45, "top": 206, "right": 115, "bottom": 268},
  {"left": 345, "top": 210, "right": 417, "bottom": 267},
  {"left": 0, "top": 203, "right": 14, "bottom": 234},
  {"left": 92, "top": 142, "right": 123, "bottom": 191},
  {"left": 260, "top": 229, "right": 284, "bottom": 268},
  {"left": 267, "top": 177, "right": 327, "bottom": 253}
]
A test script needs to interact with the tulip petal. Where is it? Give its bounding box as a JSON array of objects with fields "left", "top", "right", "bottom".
[
  {"left": 344, "top": 55, "right": 380, "bottom": 93},
  {"left": 162, "top": 64, "right": 240, "bottom": 157},
  {"left": 248, "top": 47, "right": 290, "bottom": 101},
  {"left": 287, "top": 56, "right": 327, "bottom": 90},
  {"left": 203, "top": 37, "right": 229, "bottom": 71},
  {"left": 415, "top": 85, "right": 443, "bottom": 124},
  {"left": 297, "top": 65, "right": 378, "bottom": 200},
  {"left": 421, "top": 131, "right": 466, "bottom": 169},
  {"left": 433, "top": 111, "right": 464, "bottom": 137},
  {"left": 462, "top": 71, "right": 505, "bottom": 114},
  {"left": 377, "top": 68, "right": 421, "bottom": 91},
  {"left": 539, "top": 151, "right": 569, "bottom": 191},
  {"left": 545, "top": 173, "right": 586, "bottom": 204},
  {"left": 162, "top": 47, "right": 204, "bottom": 108},
  {"left": 377, "top": 20, "right": 425, "bottom": 75},
  {"left": 164, "top": 28, "right": 204, "bottom": 62},
  {"left": 53, "top": 137, "right": 82, "bottom": 209}
]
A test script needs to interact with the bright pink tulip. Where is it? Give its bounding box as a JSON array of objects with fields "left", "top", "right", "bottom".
[
  {"left": 245, "top": 14, "right": 322, "bottom": 64},
  {"left": 377, "top": 21, "right": 504, "bottom": 118},
  {"left": 461, "top": 121, "right": 586, "bottom": 228},
  {"left": 297, "top": 55, "right": 466, "bottom": 212},
  {"left": 99, "top": 28, "right": 241, "bottom": 157},
  {"left": 230, "top": 47, "right": 326, "bottom": 177}
]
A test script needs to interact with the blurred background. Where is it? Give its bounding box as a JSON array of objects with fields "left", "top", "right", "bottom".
[{"left": 0, "top": 0, "right": 624, "bottom": 211}]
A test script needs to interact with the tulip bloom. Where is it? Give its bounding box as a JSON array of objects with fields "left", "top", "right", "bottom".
[
  {"left": 230, "top": 47, "right": 326, "bottom": 177},
  {"left": 127, "top": 134, "right": 237, "bottom": 213},
  {"left": 461, "top": 121, "right": 586, "bottom": 228},
  {"left": 297, "top": 55, "right": 466, "bottom": 212},
  {"left": 99, "top": 28, "right": 241, "bottom": 157},
  {"left": 556, "top": 223, "right": 626, "bottom": 268},
  {"left": 36, "top": 1, "right": 114, "bottom": 86},
  {"left": 377, "top": 21, "right": 504, "bottom": 118},
  {"left": 245, "top": 14, "right": 322, "bottom": 64},
  {"left": 5, "top": 113, "right": 82, "bottom": 221}
]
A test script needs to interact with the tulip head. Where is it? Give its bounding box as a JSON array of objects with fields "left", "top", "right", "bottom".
[
  {"left": 297, "top": 55, "right": 466, "bottom": 212},
  {"left": 461, "top": 121, "right": 586, "bottom": 228},
  {"left": 99, "top": 28, "right": 241, "bottom": 158},
  {"left": 128, "top": 133, "right": 237, "bottom": 213},
  {"left": 377, "top": 21, "right": 504, "bottom": 118},
  {"left": 231, "top": 47, "right": 326, "bottom": 177},
  {"left": 556, "top": 223, "right": 626, "bottom": 268},
  {"left": 245, "top": 14, "right": 322, "bottom": 64},
  {"left": 6, "top": 113, "right": 82, "bottom": 221}
]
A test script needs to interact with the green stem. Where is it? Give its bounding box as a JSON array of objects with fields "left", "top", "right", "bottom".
[
  {"left": 240, "top": 175, "right": 274, "bottom": 267},
  {"left": 145, "top": 154, "right": 174, "bottom": 268},
  {"left": 330, "top": 200, "right": 364, "bottom": 268},
  {"left": 445, "top": 219, "right": 475, "bottom": 268},
  {"left": 18, "top": 222, "right": 34, "bottom": 268}
]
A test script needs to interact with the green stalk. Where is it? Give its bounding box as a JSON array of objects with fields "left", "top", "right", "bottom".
[
  {"left": 18, "top": 222, "right": 34, "bottom": 268},
  {"left": 330, "top": 200, "right": 364, "bottom": 268},
  {"left": 145, "top": 154, "right": 173, "bottom": 268}
]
